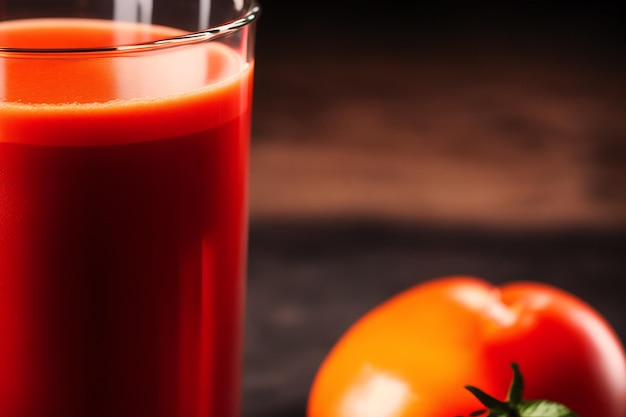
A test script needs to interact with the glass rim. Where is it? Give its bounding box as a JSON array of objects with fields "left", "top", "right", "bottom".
[{"left": 0, "top": 0, "right": 260, "bottom": 55}]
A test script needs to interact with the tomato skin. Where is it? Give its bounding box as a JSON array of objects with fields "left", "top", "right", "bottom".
[{"left": 307, "top": 276, "right": 626, "bottom": 417}]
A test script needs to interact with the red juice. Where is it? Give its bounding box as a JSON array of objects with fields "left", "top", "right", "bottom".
[{"left": 0, "top": 19, "right": 253, "bottom": 417}]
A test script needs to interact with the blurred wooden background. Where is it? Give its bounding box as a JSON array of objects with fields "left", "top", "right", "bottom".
[{"left": 243, "top": 1, "right": 626, "bottom": 415}]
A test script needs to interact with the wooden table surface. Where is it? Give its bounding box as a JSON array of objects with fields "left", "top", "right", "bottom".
[{"left": 242, "top": 2, "right": 626, "bottom": 415}]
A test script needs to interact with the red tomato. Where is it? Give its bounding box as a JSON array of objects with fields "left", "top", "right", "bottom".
[{"left": 308, "top": 276, "right": 626, "bottom": 417}]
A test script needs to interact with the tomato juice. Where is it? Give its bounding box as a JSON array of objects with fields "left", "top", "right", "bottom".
[{"left": 0, "top": 19, "right": 253, "bottom": 417}]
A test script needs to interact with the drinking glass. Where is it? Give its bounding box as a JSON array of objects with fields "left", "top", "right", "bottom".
[{"left": 0, "top": 1, "right": 259, "bottom": 416}]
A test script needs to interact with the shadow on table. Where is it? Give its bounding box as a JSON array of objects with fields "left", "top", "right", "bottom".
[{"left": 246, "top": 404, "right": 306, "bottom": 417}]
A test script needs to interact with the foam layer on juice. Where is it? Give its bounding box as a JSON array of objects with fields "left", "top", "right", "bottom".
[{"left": 0, "top": 19, "right": 252, "bottom": 146}]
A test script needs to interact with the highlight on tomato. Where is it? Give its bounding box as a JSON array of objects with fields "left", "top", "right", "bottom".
[{"left": 307, "top": 276, "right": 626, "bottom": 417}]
